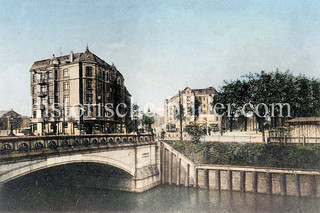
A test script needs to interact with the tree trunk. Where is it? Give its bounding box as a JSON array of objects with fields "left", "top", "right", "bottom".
[
  {"left": 180, "top": 118, "right": 183, "bottom": 141},
  {"left": 244, "top": 117, "right": 248, "bottom": 131},
  {"left": 229, "top": 118, "right": 233, "bottom": 132}
]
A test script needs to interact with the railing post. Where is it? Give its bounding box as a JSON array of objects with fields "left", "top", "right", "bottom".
[
  {"left": 284, "top": 135, "right": 287, "bottom": 145},
  {"left": 176, "top": 157, "right": 181, "bottom": 185},
  {"left": 195, "top": 168, "right": 198, "bottom": 188},
  {"left": 311, "top": 175, "right": 317, "bottom": 197},
  {"left": 161, "top": 145, "right": 165, "bottom": 184},
  {"left": 252, "top": 171, "right": 258, "bottom": 193},
  {"left": 266, "top": 172, "right": 272, "bottom": 195},
  {"left": 214, "top": 170, "right": 221, "bottom": 190},
  {"left": 204, "top": 169, "right": 209, "bottom": 189},
  {"left": 240, "top": 171, "right": 246, "bottom": 192},
  {"left": 227, "top": 170, "right": 232, "bottom": 191},
  {"left": 185, "top": 164, "right": 190, "bottom": 187},
  {"left": 280, "top": 174, "right": 287, "bottom": 195},
  {"left": 168, "top": 151, "right": 173, "bottom": 185},
  {"left": 295, "top": 174, "right": 301, "bottom": 197}
]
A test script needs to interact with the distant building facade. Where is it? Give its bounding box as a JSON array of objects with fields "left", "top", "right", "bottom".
[
  {"left": 164, "top": 87, "right": 220, "bottom": 136},
  {"left": 30, "top": 47, "right": 131, "bottom": 135}
]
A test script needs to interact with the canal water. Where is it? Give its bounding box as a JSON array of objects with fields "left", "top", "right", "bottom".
[{"left": 0, "top": 182, "right": 319, "bottom": 213}]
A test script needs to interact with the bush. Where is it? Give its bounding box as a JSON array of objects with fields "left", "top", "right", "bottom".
[{"left": 166, "top": 141, "right": 320, "bottom": 169}]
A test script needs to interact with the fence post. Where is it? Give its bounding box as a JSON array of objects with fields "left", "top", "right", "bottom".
[
  {"left": 195, "top": 168, "right": 198, "bottom": 188},
  {"left": 176, "top": 157, "right": 181, "bottom": 185},
  {"left": 295, "top": 174, "right": 301, "bottom": 197},
  {"left": 266, "top": 172, "right": 272, "bottom": 195},
  {"left": 240, "top": 171, "right": 246, "bottom": 192},
  {"left": 284, "top": 135, "right": 287, "bottom": 145},
  {"left": 204, "top": 169, "right": 209, "bottom": 189},
  {"left": 280, "top": 174, "right": 287, "bottom": 195},
  {"left": 214, "top": 170, "right": 221, "bottom": 190},
  {"left": 227, "top": 170, "right": 232, "bottom": 191},
  {"left": 252, "top": 171, "right": 258, "bottom": 193}
]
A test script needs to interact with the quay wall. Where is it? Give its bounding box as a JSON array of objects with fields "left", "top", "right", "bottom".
[{"left": 160, "top": 142, "right": 320, "bottom": 198}]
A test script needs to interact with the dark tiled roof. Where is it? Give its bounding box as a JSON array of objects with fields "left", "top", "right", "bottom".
[{"left": 31, "top": 49, "right": 113, "bottom": 70}]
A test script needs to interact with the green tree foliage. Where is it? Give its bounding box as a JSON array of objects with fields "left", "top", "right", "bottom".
[
  {"left": 132, "top": 104, "right": 140, "bottom": 133},
  {"left": 142, "top": 108, "right": 155, "bottom": 134},
  {"left": 174, "top": 97, "right": 185, "bottom": 140},
  {"left": 213, "top": 70, "right": 320, "bottom": 133},
  {"left": 186, "top": 124, "right": 205, "bottom": 144}
]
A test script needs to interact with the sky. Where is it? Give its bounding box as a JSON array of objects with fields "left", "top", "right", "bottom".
[{"left": 0, "top": 0, "right": 319, "bottom": 116}]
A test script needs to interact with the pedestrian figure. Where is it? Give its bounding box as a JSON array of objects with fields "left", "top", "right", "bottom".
[{"left": 161, "top": 129, "right": 166, "bottom": 140}]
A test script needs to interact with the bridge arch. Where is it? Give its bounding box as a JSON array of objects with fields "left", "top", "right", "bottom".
[{"left": 0, "top": 154, "right": 135, "bottom": 184}]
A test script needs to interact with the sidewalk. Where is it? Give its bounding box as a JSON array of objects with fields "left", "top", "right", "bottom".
[{"left": 202, "top": 130, "right": 264, "bottom": 143}]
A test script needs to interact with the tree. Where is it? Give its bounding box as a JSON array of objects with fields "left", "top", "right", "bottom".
[
  {"left": 132, "top": 104, "right": 140, "bottom": 134},
  {"left": 186, "top": 124, "right": 204, "bottom": 144},
  {"left": 174, "top": 91, "right": 185, "bottom": 140},
  {"left": 212, "top": 69, "right": 320, "bottom": 142},
  {"left": 142, "top": 108, "right": 155, "bottom": 135}
]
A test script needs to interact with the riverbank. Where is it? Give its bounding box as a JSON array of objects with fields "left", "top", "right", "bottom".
[{"left": 166, "top": 141, "right": 320, "bottom": 169}]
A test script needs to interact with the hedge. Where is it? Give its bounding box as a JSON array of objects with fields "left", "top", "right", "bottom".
[{"left": 166, "top": 141, "right": 320, "bottom": 170}]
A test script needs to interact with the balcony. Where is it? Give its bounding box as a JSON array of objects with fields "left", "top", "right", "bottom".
[
  {"left": 38, "top": 78, "right": 47, "bottom": 85},
  {"left": 38, "top": 91, "right": 47, "bottom": 97}
]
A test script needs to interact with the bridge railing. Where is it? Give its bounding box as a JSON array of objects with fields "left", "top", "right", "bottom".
[{"left": 0, "top": 133, "right": 154, "bottom": 158}]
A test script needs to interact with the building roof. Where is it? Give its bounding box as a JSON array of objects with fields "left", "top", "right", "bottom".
[
  {"left": 168, "top": 86, "right": 216, "bottom": 101},
  {"left": 30, "top": 47, "right": 115, "bottom": 71},
  {"left": 0, "top": 109, "right": 21, "bottom": 118},
  {"left": 286, "top": 117, "right": 320, "bottom": 124}
]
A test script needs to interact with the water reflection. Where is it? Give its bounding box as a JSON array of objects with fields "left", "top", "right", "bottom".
[{"left": 0, "top": 182, "right": 319, "bottom": 212}]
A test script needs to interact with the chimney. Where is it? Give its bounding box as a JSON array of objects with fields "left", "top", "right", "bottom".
[{"left": 70, "top": 51, "right": 74, "bottom": 62}]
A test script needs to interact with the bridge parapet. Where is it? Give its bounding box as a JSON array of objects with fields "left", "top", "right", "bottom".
[{"left": 0, "top": 133, "right": 154, "bottom": 160}]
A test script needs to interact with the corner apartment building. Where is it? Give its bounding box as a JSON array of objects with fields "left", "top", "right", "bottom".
[
  {"left": 30, "top": 47, "right": 131, "bottom": 135},
  {"left": 164, "top": 87, "right": 220, "bottom": 135}
]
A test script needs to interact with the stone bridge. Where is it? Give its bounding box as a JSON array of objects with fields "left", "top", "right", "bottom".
[{"left": 0, "top": 134, "right": 160, "bottom": 192}]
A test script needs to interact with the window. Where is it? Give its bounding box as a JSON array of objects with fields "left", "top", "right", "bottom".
[
  {"left": 86, "top": 67, "right": 92, "bottom": 77},
  {"left": 86, "top": 94, "right": 93, "bottom": 103},
  {"left": 98, "top": 69, "right": 102, "bottom": 79},
  {"left": 106, "top": 72, "right": 109, "bottom": 81},
  {"left": 86, "top": 79, "right": 92, "bottom": 89},
  {"left": 49, "top": 83, "right": 53, "bottom": 92},
  {"left": 33, "top": 74, "right": 37, "bottom": 83},
  {"left": 32, "top": 98, "right": 36, "bottom": 105},
  {"left": 32, "top": 86, "right": 37, "bottom": 94},
  {"left": 63, "top": 81, "right": 69, "bottom": 90},
  {"left": 33, "top": 111, "right": 36, "bottom": 118},
  {"left": 63, "top": 95, "right": 69, "bottom": 104},
  {"left": 48, "top": 96, "right": 53, "bottom": 104},
  {"left": 41, "top": 85, "right": 46, "bottom": 93},
  {"left": 63, "top": 69, "right": 69, "bottom": 78},
  {"left": 102, "top": 71, "right": 105, "bottom": 81}
]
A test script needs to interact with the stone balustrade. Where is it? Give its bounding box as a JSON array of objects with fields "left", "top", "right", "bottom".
[{"left": 0, "top": 134, "right": 154, "bottom": 160}]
